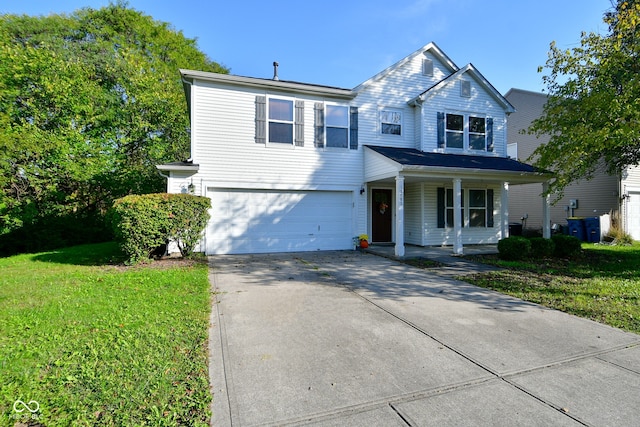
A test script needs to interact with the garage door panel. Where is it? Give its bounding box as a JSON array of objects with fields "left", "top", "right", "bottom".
[{"left": 207, "top": 189, "right": 353, "bottom": 254}]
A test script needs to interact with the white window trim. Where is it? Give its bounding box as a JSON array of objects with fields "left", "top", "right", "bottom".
[
  {"left": 445, "top": 111, "right": 487, "bottom": 152},
  {"left": 267, "top": 96, "right": 295, "bottom": 146},
  {"left": 379, "top": 107, "right": 403, "bottom": 137},
  {"left": 324, "top": 103, "right": 350, "bottom": 149}
]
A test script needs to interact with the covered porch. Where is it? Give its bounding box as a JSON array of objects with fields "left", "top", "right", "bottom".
[{"left": 364, "top": 146, "right": 553, "bottom": 257}]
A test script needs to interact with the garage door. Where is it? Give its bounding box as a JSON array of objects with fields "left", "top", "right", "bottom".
[
  {"left": 627, "top": 191, "right": 640, "bottom": 241},
  {"left": 206, "top": 189, "right": 353, "bottom": 254}
]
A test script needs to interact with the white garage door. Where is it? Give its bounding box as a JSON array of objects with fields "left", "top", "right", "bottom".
[
  {"left": 627, "top": 191, "right": 640, "bottom": 240},
  {"left": 206, "top": 189, "right": 353, "bottom": 254}
]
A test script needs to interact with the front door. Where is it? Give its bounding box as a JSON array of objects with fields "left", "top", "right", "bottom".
[{"left": 372, "top": 189, "right": 392, "bottom": 242}]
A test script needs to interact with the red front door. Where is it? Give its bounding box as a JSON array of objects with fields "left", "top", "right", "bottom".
[{"left": 371, "top": 189, "right": 392, "bottom": 242}]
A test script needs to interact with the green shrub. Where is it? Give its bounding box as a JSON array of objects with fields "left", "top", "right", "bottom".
[
  {"left": 529, "top": 237, "right": 555, "bottom": 259},
  {"left": 110, "top": 193, "right": 210, "bottom": 264},
  {"left": 551, "top": 234, "right": 582, "bottom": 258},
  {"left": 498, "top": 236, "right": 531, "bottom": 260}
]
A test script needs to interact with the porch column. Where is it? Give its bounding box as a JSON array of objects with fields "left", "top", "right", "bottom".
[
  {"left": 453, "top": 178, "right": 463, "bottom": 255},
  {"left": 395, "top": 175, "right": 405, "bottom": 257},
  {"left": 501, "top": 182, "right": 509, "bottom": 238},
  {"left": 542, "top": 181, "right": 551, "bottom": 238}
]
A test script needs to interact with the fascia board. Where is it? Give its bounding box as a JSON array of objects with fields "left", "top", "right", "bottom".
[{"left": 180, "top": 69, "right": 355, "bottom": 100}]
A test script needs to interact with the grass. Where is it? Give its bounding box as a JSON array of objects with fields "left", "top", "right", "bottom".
[
  {"left": 0, "top": 243, "right": 212, "bottom": 426},
  {"left": 463, "top": 242, "right": 640, "bottom": 334}
]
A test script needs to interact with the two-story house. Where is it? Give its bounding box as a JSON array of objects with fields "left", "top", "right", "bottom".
[
  {"left": 158, "top": 43, "right": 552, "bottom": 256},
  {"left": 506, "top": 88, "right": 640, "bottom": 241}
]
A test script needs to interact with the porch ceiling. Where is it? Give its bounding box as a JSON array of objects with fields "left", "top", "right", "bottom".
[{"left": 364, "top": 146, "right": 553, "bottom": 185}]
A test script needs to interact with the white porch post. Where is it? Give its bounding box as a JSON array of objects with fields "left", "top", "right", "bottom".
[
  {"left": 395, "top": 175, "right": 405, "bottom": 257},
  {"left": 453, "top": 178, "right": 463, "bottom": 255},
  {"left": 542, "top": 181, "right": 551, "bottom": 238},
  {"left": 501, "top": 182, "right": 509, "bottom": 238}
]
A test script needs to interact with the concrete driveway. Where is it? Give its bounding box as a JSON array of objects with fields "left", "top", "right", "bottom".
[{"left": 208, "top": 251, "right": 640, "bottom": 426}]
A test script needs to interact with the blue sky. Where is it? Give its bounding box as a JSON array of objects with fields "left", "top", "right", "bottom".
[{"left": 1, "top": 0, "right": 611, "bottom": 94}]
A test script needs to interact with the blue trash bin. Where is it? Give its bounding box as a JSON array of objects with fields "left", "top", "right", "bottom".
[
  {"left": 566, "top": 218, "right": 586, "bottom": 241},
  {"left": 584, "top": 217, "right": 601, "bottom": 243}
]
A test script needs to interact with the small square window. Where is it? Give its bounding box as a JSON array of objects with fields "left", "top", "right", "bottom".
[{"left": 381, "top": 110, "right": 402, "bottom": 136}]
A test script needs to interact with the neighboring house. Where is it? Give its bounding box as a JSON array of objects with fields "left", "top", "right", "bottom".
[
  {"left": 158, "top": 43, "right": 551, "bottom": 256},
  {"left": 505, "top": 88, "right": 640, "bottom": 240}
]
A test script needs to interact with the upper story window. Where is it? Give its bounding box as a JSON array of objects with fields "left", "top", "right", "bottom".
[
  {"left": 314, "top": 103, "right": 358, "bottom": 150},
  {"left": 268, "top": 98, "right": 294, "bottom": 144},
  {"left": 380, "top": 109, "right": 402, "bottom": 136},
  {"left": 325, "top": 105, "right": 349, "bottom": 148},
  {"left": 438, "top": 112, "right": 493, "bottom": 152},
  {"left": 255, "top": 96, "right": 304, "bottom": 146}
]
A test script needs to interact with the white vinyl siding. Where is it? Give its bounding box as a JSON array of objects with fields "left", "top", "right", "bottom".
[
  {"left": 190, "top": 82, "right": 362, "bottom": 188},
  {"left": 420, "top": 79, "right": 507, "bottom": 156},
  {"left": 405, "top": 183, "right": 423, "bottom": 245}
]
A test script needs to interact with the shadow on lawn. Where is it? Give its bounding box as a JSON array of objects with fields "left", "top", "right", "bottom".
[{"left": 30, "top": 242, "right": 125, "bottom": 266}]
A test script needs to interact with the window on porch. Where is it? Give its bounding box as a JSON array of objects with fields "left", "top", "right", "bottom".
[{"left": 438, "top": 188, "right": 494, "bottom": 228}]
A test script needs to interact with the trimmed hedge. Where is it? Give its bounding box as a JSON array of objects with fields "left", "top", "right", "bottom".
[
  {"left": 497, "top": 236, "right": 531, "bottom": 261},
  {"left": 552, "top": 234, "right": 582, "bottom": 258},
  {"left": 529, "top": 237, "right": 556, "bottom": 259},
  {"left": 110, "top": 193, "right": 210, "bottom": 264}
]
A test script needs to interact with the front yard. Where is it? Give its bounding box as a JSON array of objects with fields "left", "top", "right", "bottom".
[
  {"left": 0, "top": 243, "right": 212, "bottom": 426},
  {"left": 464, "top": 242, "right": 640, "bottom": 334}
]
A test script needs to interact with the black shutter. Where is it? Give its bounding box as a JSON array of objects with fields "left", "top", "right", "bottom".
[
  {"left": 314, "top": 102, "right": 324, "bottom": 148},
  {"left": 349, "top": 106, "right": 358, "bottom": 150},
  {"left": 437, "top": 112, "right": 445, "bottom": 149},
  {"left": 487, "top": 189, "right": 494, "bottom": 227},
  {"left": 437, "top": 187, "right": 445, "bottom": 228},
  {"left": 255, "top": 96, "right": 266, "bottom": 144},
  {"left": 486, "top": 117, "right": 494, "bottom": 152},
  {"left": 295, "top": 100, "right": 304, "bottom": 147}
]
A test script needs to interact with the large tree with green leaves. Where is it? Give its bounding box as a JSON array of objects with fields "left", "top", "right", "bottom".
[
  {"left": 0, "top": 2, "right": 227, "bottom": 252},
  {"left": 528, "top": 0, "right": 640, "bottom": 197}
]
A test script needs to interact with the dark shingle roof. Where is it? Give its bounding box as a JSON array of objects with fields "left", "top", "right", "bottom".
[{"left": 366, "top": 146, "right": 547, "bottom": 174}]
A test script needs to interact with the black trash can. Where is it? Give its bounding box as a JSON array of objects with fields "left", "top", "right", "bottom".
[{"left": 509, "top": 223, "right": 523, "bottom": 236}]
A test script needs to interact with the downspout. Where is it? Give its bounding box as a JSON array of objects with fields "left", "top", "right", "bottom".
[{"left": 156, "top": 167, "right": 170, "bottom": 192}]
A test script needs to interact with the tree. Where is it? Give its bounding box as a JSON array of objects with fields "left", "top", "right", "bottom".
[
  {"left": 527, "top": 0, "right": 640, "bottom": 198},
  {"left": 0, "top": 2, "right": 228, "bottom": 253}
]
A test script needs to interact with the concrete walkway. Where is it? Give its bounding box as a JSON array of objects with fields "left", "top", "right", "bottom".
[{"left": 208, "top": 250, "right": 640, "bottom": 426}]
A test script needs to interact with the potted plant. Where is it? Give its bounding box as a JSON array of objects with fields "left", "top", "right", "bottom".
[{"left": 358, "top": 234, "right": 369, "bottom": 248}]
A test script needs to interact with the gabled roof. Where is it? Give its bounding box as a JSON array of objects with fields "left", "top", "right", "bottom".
[
  {"left": 365, "top": 146, "right": 550, "bottom": 175},
  {"left": 408, "top": 64, "right": 515, "bottom": 113},
  {"left": 352, "top": 42, "right": 459, "bottom": 93}
]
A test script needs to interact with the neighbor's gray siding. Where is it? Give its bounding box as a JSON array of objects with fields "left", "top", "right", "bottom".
[{"left": 505, "top": 89, "right": 620, "bottom": 230}]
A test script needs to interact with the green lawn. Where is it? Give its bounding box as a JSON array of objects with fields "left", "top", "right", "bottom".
[
  {"left": 464, "top": 242, "right": 640, "bottom": 334},
  {"left": 0, "top": 243, "right": 212, "bottom": 426}
]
